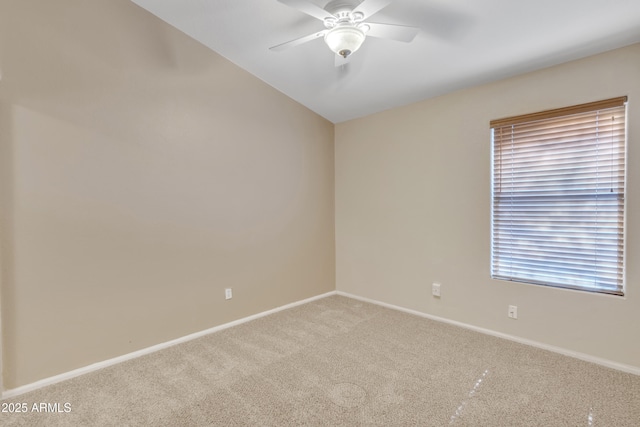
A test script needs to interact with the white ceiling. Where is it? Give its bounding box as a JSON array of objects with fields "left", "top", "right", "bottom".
[{"left": 130, "top": 0, "right": 640, "bottom": 123}]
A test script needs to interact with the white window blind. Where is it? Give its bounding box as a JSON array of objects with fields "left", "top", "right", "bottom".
[{"left": 491, "top": 97, "right": 627, "bottom": 295}]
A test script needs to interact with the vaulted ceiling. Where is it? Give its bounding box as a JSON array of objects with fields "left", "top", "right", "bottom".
[{"left": 130, "top": 0, "right": 640, "bottom": 123}]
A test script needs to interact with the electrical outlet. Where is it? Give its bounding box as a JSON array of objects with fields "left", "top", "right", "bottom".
[
  {"left": 432, "top": 283, "right": 441, "bottom": 297},
  {"left": 508, "top": 305, "right": 518, "bottom": 319},
  {"left": 225, "top": 288, "right": 232, "bottom": 300}
]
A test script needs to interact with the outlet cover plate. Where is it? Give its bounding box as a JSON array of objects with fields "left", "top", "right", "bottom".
[{"left": 432, "top": 283, "right": 441, "bottom": 297}]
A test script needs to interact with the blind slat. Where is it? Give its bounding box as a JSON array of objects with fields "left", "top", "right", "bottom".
[{"left": 490, "top": 96, "right": 627, "bottom": 127}]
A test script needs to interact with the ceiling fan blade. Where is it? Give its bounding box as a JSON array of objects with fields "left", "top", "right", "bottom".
[
  {"left": 365, "top": 22, "right": 419, "bottom": 42},
  {"left": 352, "top": 0, "right": 393, "bottom": 19},
  {"left": 277, "top": 0, "right": 335, "bottom": 21},
  {"left": 269, "top": 30, "right": 328, "bottom": 51}
]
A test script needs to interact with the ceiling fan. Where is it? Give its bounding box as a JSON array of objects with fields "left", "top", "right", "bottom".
[{"left": 270, "top": 0, "right": 419, "bottom": 60}]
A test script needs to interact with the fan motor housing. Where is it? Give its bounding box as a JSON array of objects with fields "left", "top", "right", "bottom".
[{"left": 323, "top": 0, "right": 365, "bottom": 29}]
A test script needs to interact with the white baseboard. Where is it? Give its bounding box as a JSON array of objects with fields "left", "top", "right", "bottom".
[
  {"left": 2, "top": 291, "right": 337, "bottom": 399},
  {"left": 5, "top": 288, "right": 637, "bottom": 399},
  {"left": 336, "top": 291, "right": 640, "bottom": 376}
]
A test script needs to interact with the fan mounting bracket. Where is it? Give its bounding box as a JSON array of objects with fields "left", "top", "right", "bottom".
[{"left": 324, "top": 0, "right": 361, "bottom": 15}]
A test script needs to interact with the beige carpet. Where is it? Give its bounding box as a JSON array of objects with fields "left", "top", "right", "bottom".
[{"left": 1, "top": 295, "right": 639, "bottom": 426}]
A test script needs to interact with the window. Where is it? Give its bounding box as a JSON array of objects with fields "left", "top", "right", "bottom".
[{"left": 491, "top": 97, "right": 627, "bottom": 296}]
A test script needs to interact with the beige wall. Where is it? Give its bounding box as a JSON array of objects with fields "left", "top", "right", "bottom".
[
  {"left": 0, "top": 0, "right": 335, "bottom": 389},
  {"left": 336, "top": 43, "right": 640, "bottom": 369}
]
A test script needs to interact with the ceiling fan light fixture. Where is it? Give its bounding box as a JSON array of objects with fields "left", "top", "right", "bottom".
[{"left": 324, "top": 26, "right": 365, "bottom": 58}]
